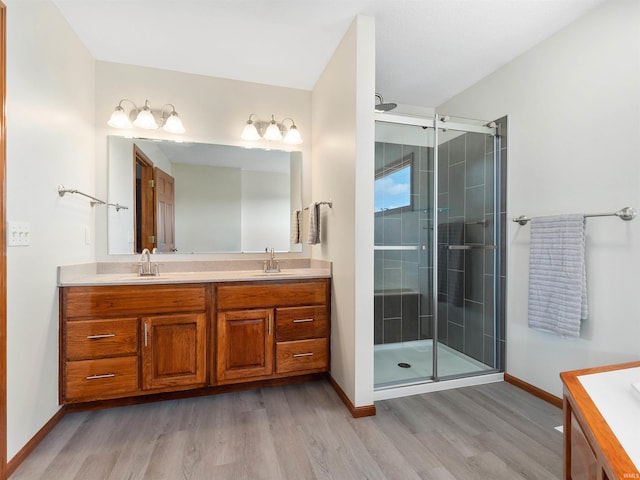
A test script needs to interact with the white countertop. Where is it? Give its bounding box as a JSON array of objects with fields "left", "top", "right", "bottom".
[
  {"left": 58, "top": 259, "right": 331, "bottom": 286},
  {"left": 578, "top": 366, "right": 640, "bottom": 471},
  {"left": 58, "top": 268, "right": 331, "bottom": 286}
]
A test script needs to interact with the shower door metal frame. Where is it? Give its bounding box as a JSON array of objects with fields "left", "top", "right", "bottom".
[{"left": 375, "top": 112, "right": 499, "bottom": 388}]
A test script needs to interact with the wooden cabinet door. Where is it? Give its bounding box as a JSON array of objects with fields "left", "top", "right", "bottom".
[
  {"left": 141, "top": 313, "right": 206, "bottom": 390},
  {"left": 569, "top": 412, "right": 598, "bottom": 480},
  {"left": 154, "top": 167, "right": 176, "bottom": 253},
  {"left": 216, "top": 309, "right": 273, "bottom": 383}
]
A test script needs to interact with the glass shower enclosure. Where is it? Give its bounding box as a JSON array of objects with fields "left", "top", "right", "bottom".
[{"left": 374, "top": 114, "right": 502, "bottom": 389}]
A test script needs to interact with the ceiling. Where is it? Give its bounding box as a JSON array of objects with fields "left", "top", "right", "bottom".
[{"left": 52, "top": 0, "right": 607, "bottom": 108}]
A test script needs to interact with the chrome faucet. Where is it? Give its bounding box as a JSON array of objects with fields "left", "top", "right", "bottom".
[
  {"left": 138, "top": 248, "right": 159, "bottom": 276},
  {"left": 263, "top": 247, "right": 280, "bottom": 273}
]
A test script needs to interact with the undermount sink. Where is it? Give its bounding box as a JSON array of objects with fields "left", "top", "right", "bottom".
[{"left": 238, "top": 271, "right": 292, "bottom": 277}]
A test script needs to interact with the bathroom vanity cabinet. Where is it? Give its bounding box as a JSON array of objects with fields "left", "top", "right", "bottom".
[
  {"left": 216, "top": 280, "right": 329, "bottom": 384},
  {"left": 59, "top": 278, "right": 330, "bottom": 405},
  {"left": 60, "top": 284, "right": 208, "bottom": 402}
]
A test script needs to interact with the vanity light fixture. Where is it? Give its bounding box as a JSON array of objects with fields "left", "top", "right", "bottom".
[
  {"left": 107, "top": 99, "right": 186, "bottom": 134},
  {"left": 240, "top": 114, "right": 303, "bottom": 144}
]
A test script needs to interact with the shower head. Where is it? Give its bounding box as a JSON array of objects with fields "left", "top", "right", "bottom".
[{"left": 375, "top": 93, "right": 397, "bottom": 112}]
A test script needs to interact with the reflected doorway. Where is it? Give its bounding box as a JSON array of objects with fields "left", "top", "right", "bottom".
[{"left": 134, "top": 145, "right": 176, "bottom": 253}]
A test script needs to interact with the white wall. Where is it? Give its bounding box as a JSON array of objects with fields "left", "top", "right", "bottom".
[
  {"left": 173, "top": 163, "right": 241, "bottom": 252},
  {"left": 241, "top": 170, "right": 290, "bottom": 252},
  {"left": 107, "top": 137, "right": 136, "bottom": 254},
  {"left": 311, "top": 15, "right": 376, "bottom": 407},
  {"left": 95, "top": 61, "right": 312, "bottom": 261},
  {"left": 6, "top": 0, "right": 95, "bottom": 459},
  {"left": 438, "top": 0, "right": 640, "bottom": 397}
]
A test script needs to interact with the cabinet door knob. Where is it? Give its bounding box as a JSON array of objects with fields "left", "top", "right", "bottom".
[
  {"left": 293, "top": 352, "right": 314, "bottom": 358},
  {"left": 293, "top": 318, "right": 314, "bottom": 323},
  {"left": 86, "top": 334, "right": 116, "bottom": 339},
  {"left": 144, "top": 322, "right": 149, "bottom": 347}
]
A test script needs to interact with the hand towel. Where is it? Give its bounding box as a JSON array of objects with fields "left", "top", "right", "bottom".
[
  {"left": 527, "top": 214, "right": 587, "bottom": 338},
  {"left": 437, "top": 222, "right": 464, "bottom": 307},
  {"left": 290, "top": 209, "right": 301, "bottom": 244},
  {"left": 307, "top": 203, "right": 320, "bottom": 244}
]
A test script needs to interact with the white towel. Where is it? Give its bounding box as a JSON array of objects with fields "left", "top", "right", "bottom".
[
  {"left": 527, "top": 214, "right": 587, "bottom": 338},
  {"left": 307, "top": 203, "right": 320, "bottom": 244},
  {"left": 290, "top": 209, "right": 301, "bottom": 244}
]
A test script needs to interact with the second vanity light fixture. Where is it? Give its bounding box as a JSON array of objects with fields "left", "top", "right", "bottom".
[
  {"left": 241, "top": 114, "right": 302, "bottom": 145},
  {"left": 108, "top": 99, "right": 186, "bottom": 134}
]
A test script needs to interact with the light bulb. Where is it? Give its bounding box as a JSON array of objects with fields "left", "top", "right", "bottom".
[
  {"left": 133, "top": 102, "right": 158, "bottom": 129},
  {"left": 107, "top": 106, "right": 132, "bottom": 129},
  {"left": 263, "top": 115, "right": 282, "bottom": 141},
  {"left": 241, "top": 116, "right": 261, "bottom": 141},
  {"left": 162, "top": 111, "right": 185, "bottom": 134},
  {"left": 284, "top": 124, "right": 302, "bottom": 145}
]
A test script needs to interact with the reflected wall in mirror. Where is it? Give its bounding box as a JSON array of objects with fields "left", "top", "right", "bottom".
[{"left": 108, "top": 136, "right": 303, "bottom": 254}]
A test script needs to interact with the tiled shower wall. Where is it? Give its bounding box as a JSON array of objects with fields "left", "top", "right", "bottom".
[{"left": 374, "top": 117, "right": 507, "bottom": 371}]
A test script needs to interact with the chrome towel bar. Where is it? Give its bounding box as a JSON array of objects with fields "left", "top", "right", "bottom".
[
  {"left": 58, "top": 185, "right": 128, "bottom": 211},
  {"left": 513, "top": 207, "right": 636, "bottom": 226},
  {"left": 304, "top": 200, "right": 333, "bottom": 210}
]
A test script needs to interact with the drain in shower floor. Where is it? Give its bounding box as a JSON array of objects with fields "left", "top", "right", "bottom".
[{"left": 397, "top": 362, "right": 411, "bottom": 368}]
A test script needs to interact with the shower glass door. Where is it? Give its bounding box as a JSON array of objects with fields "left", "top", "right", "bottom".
[
  {"left": 374, "top": 114, "right": 500, "bottom": 389},
  {"left": 434, "top": 116, "right": 500, "bottom": 381},
  {"left": 374, "top": 117, "right": 436, "bottom": 387}
]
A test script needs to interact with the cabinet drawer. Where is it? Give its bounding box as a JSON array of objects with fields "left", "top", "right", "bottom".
[
  {"left": 66, "top": 318, "right": 138, "bottom": 360},
  {"left": 276, "top": 306, "right": 328, "bottom": 341},
  {"left": 65, "top": 356, "right": 138, "bottom": 402},
  {"left": 63, "top": 284, "right": 206, "bottom": 318},
  {"left": 276, "top": 338, "right": 328, "bottom": 374},
  {"left": 217, "top": 280, "right": 328, "bottom": 310}
]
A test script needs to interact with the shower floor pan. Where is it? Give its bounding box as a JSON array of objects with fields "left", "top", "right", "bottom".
[{"left": 374, "top": 339, "right": 489, "bottom": 387}]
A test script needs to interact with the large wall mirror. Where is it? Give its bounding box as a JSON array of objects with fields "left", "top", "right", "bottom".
[{"left": 108, "top": 136, "right": 303, "bottom": 254}]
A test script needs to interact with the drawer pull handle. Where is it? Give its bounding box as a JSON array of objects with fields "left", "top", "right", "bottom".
[
  {"left": 293, "top": 352, "right": 314, "bottom": 358},
  {"left": 86, "top": 334, "right": 116, "bottom": 339},
  {"left": 293, "top": 318, "right": 314, "bottom": 323},
  {"left": 86, "top": 373, "right": 115, "bottom": 380}
]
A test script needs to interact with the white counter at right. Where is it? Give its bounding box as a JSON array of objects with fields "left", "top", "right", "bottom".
[{"left": 578, "top": 366, "right": 640, "bottom": 471}]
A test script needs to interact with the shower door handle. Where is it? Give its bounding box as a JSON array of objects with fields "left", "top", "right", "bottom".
[{"left": 448, "top": 245, "right": 497, "bottom": 250}]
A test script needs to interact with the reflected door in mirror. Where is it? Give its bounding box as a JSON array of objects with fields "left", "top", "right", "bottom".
[{"left": 155, "top": 167, "right": 176, "bottom": 252}]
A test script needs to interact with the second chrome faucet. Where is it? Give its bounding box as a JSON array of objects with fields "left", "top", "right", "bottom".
[
  {"left": 263, "top": 247, "right": 280, "bottom": 273},
  {"left": 138, "top": 248, "right": 160, "bottom": 276}
]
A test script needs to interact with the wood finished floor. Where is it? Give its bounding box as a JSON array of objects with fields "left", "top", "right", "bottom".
[{"left": 10, "top": 380, "right": 564, "bottom": 479}]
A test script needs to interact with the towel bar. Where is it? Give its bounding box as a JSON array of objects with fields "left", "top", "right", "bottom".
[{"left": 513, "top": 207, "right": 636, "bottom": 226}]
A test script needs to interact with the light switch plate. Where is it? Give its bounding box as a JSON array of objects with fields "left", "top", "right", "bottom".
[{"left": 7, "top": 221, "right": 30, "bottom": 246}]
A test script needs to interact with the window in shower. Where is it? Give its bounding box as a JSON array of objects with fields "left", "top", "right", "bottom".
[{"left": 375, "top": 153, "right": 414, "bottom": 214}]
